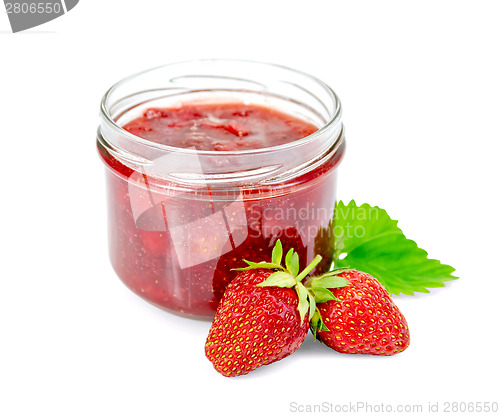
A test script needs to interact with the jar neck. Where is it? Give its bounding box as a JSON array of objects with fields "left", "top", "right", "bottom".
[{"left": 98, "top": 60, "right": 344, "bottom": 188}]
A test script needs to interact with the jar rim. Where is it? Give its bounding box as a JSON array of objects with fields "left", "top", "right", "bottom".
[{"left": 100, "top": 58, "right": 343, "bottom": 156}]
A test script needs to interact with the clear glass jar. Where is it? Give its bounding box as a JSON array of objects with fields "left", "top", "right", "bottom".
[{"left": 97, "top": 59, "right": 345, "bottom": 319}]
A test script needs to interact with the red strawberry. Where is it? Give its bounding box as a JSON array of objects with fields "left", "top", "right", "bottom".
[
  {"left": 309, "top": 270, "right": 410, "bottom": 355},
  {"left": 205, "top": 269, "right": 307, "bottom": 376},
  {"left": 205, "top": 240, "right": 332, "bottom": 377}
]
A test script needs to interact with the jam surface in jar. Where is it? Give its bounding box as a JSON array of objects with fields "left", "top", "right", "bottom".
[
  {"left": 99, "top": 102, "right": 343, "bottom": 319},
  {"left": 122, "top": 102, "right": 318, "bottom": 151}
]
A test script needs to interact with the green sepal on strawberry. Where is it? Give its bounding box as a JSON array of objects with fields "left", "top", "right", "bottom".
[
  {"left": 205, "top": 240, "right": 349, "bottom": 377},
  {"left": 234, "top": 240, "right": 355, "bottom": 327}
]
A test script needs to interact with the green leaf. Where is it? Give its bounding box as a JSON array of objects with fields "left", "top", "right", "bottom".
[
  {"left": 290, "top": 252, "right": 300, "bottom": 277},
  {"left": 308, "top": 275, "right": 351, "bottom": 290},
  {"left": 310, "top": 286, "right": 339, "bottom": 303},
  {"left": 333, "top": 200, "right": 458, "bottom": 295},
  {"left": 333, "top": 200, "right": 402, "bottom": 260},
  {"left": 307, "top": 290, "right": 316, "bottom": 322},
  {"left": 310, "top": 309, "right": 329, "bottom": 339},
  {"left": 232, "top": 260, "right": 283, "bottom": 271},
  {"left": 285, "top": 248, "right": 294, "bottom": 273},
  {"left": 256, "top": 271, "right": 296, "bottom": 288},
  {"left": 271, "top": 239, "right": 283, "bottom": 266},
  {"left": 295, "top": 282, "right": 310, "bottom": 324}
]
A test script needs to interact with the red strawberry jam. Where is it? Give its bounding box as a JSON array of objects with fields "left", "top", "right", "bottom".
[
  {"left": 123, "top": 103, "right": 318, "bottom": 151},
  {"left": 98, "top": 102, "right": 344, "bottom": 319}
]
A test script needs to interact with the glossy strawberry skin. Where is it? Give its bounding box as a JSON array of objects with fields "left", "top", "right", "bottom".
[
  {"left": 316, "top": 270, "right": 410, "bottom": 355},
  {"left": 205, "top": 269, "right": 309, "bottom": 377}
]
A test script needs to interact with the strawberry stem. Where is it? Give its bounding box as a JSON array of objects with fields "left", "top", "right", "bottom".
[{"left": 295, "top": 255, "right": 322, "bottom": 283}]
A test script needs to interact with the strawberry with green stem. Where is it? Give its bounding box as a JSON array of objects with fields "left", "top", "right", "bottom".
[
  {"left": 307, "top": 269, "right": 410, "bottom": 355},
  {"left": 205, "top": 240, "right": 349, "bottom": 377}
]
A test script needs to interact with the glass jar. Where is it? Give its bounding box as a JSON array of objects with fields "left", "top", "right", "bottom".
[{"left": 97, "top": 59, "right": 345, "bottom": 319}]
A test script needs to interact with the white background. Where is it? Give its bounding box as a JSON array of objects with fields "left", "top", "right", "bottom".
[{"left": 1, "top": 1, "right": 499, "bottom": 415}]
